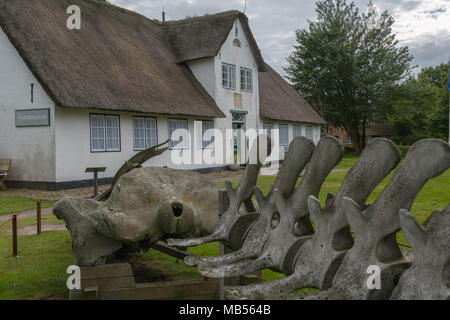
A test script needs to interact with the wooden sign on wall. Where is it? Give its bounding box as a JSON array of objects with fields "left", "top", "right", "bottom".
[{"left": 15, "top": 108, "right": 50, "bottom": 127}]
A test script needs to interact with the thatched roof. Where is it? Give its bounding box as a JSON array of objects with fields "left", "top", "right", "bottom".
[
  {"left": 259, "top": 64, "right": 326, "bottom": 125},
  {"left": 0, "top": 0, "right": 322, "bottom": 124},
  {"left": 0, "top": 0, "right": 225, "bottom": 118},
  {"left": 163, "top": 11, "right": 265, "bottom": 72}
]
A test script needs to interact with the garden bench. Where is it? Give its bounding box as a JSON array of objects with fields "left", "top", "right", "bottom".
[{"left": 0, "top": 159, "right": 11, "bottom": 191}]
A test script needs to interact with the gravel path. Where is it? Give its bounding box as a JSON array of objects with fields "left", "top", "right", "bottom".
[
  {"left": 0, "top": 207, "right": 54, "bottom": 223},
  {"left": 3, "top": 223, "right": 66, "bottom": 235}
]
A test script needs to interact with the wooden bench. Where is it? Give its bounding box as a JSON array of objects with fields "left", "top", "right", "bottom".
[{"left": 0, "top": 159, "right": 11, "bottom": 191}]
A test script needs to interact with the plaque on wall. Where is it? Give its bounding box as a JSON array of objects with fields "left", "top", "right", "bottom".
[{"left": 15, "top": 109, "right": 50, "bottom": 127}]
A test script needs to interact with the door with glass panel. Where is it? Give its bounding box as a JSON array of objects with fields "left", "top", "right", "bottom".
[{"left": 232, "top": 113, "right": 246, "bottom": 165}]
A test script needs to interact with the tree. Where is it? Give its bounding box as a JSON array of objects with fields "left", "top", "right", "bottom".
[
  {"left": 285, "top": 0, "right": 413, "bottom": 153},
  {"left": 388, "top": 63, "right": 449, "bottom": 144}
]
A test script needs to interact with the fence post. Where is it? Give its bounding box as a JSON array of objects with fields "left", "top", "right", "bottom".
[
  {"left": 37, "top": 201, "right": 41, "bottom": 235},
  {"left": 218, "top": 190, "right": 230, "bottom": 300},
  {"left": 12, "top": 215, "right": 18, "bottom": 257}
]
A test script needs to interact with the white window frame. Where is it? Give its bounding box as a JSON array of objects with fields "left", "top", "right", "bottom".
[
  {"left": 240, "top": 67, "right": 253, "bottom": 92},
  {"left": 90, "top": 114, "right": 121, "bottom": 153},
  {"left": 305, "top": 126, "right": 314, "bottom": 140},
  {"left": 222, "top": 63, "right": 236, "bottom": 90},
  {"left": 168, "top": 119, "right": 189, "bottom": 150},
  {"left": 263, "top": 123, "right": 274, "bottom": 140},
  {"left": 133, "top": 117, "right": 158, "bottom": 151},
  {"left": 347, "top": 136, "right": 353, "bottom": 145},
  {"left": 199, "top": 120, "right": 215, "bottom": 149},
  {"left": 293, "top": 125, "right": 302, "bottom": 138},
  {"left": 279, "top": 124, "right": 289, "bottom": 146}
]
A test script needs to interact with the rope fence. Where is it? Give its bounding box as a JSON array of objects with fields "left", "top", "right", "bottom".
[
  {"left": 1, "top": 199, "right": 412, "bottom": 259},
  {"left": 0, "top": 199, "right": 54, "bottom": 257}
]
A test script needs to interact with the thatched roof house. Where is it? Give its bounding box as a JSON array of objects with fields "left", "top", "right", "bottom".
[
  {"left": 0, "top": 0, "right": 224, "bottom": 118},
  {"left": 0, "top": 0, "right": 325, "bottom": 190},
  {"left": 259, "top": 64, "right": 326, "bottom": 124},
  {"left": 163, "top": 11, "right": 265, "bottom": 72}
]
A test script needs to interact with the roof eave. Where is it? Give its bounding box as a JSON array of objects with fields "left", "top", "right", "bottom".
[{"left": 261, "top": 115, "right": 326, "bottom": 125}]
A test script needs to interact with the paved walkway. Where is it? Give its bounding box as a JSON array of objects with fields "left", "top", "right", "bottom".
[{"left": 0, "top": 207, "right": 53, "bottom": 223}]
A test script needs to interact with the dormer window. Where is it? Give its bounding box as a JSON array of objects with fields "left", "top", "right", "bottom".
[{"left": 222, "top": 63, "right": 236, "bottom": 90}]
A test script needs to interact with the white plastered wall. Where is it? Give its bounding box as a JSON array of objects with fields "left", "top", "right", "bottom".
[{"left": 0, "top": 26, "right": 56, "bottom": 182}]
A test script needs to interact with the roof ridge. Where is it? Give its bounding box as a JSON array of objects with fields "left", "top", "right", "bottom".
[
  {"left": 163, "top": 10, "right": 242, "bottom": 26},
  {"left": 78, "top": 0, "right": 164, "bottom": 27}
]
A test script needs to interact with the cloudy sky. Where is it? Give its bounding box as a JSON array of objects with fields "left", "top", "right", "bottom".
[{"left": 109, "top": 0, "right": 450, "bottom": 77}]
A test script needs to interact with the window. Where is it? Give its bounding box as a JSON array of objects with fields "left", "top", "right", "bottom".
[
  {"left": 232, "top": 113, "right": 245, "bottom": 123},
  {"left": 347, "top": 136, "right": 353, "bottom": 145},
  {"left": 168, "top": 119, "right": 189, "bottom": 149},
  {"left": 240, "top": 68, "right": 252, "bottom": 92},
  {"left": 293, "top": 125, "right": 302, "bottom": 138},
  {"left": 263, "top": 123, "right": 274, "bottom": 139},
  {"left": 279, "top": 124, "right": 289, "bottom": 146},
  {"left": 222, "top": 63, "right": 236, "bottom": 90},
  {"left": 133, "top": 117, "right": 158, "bottom": 150},
  {"left": 305, "top": 126, "right": 313, "bottom": 140},
  {"left": 199, "top": 120, "right": 215, "bottom": 149},
  {"left": 90, "top": 114, "right": 120, "bottom": 152}
]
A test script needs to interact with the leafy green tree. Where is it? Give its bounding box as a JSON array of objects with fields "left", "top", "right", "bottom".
[
  {"left": 422, "top": 63, "right": 450, "bottom": 140},
  {"left": 285, "top": 0, "right": 413, "bottom": 153},
  {"left": 388, "top": 63, "right": 449, "bottom": 144}
]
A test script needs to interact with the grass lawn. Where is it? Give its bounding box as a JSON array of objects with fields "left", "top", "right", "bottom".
[
  {"left": 0, "top": 195, "right": 55, "bottom": 216},
  {"left": 0, "top": 214, "right": 72, "bottom": 299},
  {"left": 0, "top": 153, "right": 448, "bottom": 299}
]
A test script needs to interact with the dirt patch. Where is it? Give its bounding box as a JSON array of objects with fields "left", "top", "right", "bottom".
[{"left": 4, "top": 223, "right": 66, "bottom": 235}]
